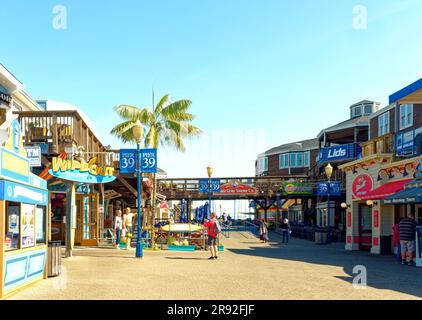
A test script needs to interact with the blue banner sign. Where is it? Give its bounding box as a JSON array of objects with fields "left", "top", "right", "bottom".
[
  {"left": 317, "top": 181, "right": 341, "bottom": 196},
  {"left": 0, "top": 180, "right": 49, "bottom": 206},
  {"left": 140, "top": 148, "right": 157, "bottom": 173},
  {"left": 120, "top": 148, "right": 158, "bottom": 173},
  {"left": 24, "top": 146, "right": 41, "bottom": 167},
  {"left": 119, "top": 149, "right": 137, "bottom": 174},
  {"left": 318, "top": 143, "right": 359, "bottom": 164},
  {"left": 199, "top": 178, "right": 221, "bottom": 193}
]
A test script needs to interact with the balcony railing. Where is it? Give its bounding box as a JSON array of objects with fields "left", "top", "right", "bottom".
[
  {"left": 15, "top": 110, "right": 109, "bottom": 166},
  {"left": 360, "top": 133, "right": 395, "bottom": 158}
]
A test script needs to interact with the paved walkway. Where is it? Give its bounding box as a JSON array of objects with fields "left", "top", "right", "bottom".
[{"left": 8, "top": 231, "right": 422, "bottom": 300}]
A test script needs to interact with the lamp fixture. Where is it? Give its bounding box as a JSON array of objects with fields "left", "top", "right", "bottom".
[
  {"left": 366, "top": 200, "right": 378, "bottom": 207},
  {"left": 340, "top": 202, "right": 350, "bottom": 209}
]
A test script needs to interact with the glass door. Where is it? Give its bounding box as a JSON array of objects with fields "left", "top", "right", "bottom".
[
  {"left": 75, "top": 193, "right": 98, "bottom": 246},
  {"left": 359, "top": 204, "right": 372, "bottom": 251}
]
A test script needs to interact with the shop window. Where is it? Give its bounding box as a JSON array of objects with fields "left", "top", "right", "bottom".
[
  {"left": 5, "top": 203, "right": 20, "bottom": 251},
  {"left": 36, "top": 205, "right": 46, "bottom": 244},
  {"left": 21, "top": 203, "right": 36, "bottom": 248}
]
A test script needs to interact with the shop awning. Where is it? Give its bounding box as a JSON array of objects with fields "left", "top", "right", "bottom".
[
  {"left": 383, "top": 183, "right": 422, "bottom": 204},
  {"left": 359, "top": 179, "right": 413, "bottom": 201}
]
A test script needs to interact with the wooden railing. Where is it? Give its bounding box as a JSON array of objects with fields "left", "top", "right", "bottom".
[
  {"left": 360, "top": 133, "right": 395, "bottom": 158},
  {"left": 15, "top": 110, "right": 108, "bottom": 165}
]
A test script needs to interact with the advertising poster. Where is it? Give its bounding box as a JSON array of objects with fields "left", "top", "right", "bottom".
[
  {"left": 8, "top": 205, "right": 20, "bottom": 233},
  {"left": 21, "top": 204, "right": 35, "bottom": 248}
]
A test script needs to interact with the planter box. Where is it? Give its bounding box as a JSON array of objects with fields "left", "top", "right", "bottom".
[{"left": 168, "top": 245, "right": 195, "bottom": 251}]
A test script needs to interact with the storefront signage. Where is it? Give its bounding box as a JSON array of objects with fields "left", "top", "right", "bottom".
[
  {"left": 0, "top": 92, "right": 12, "bottom": 104},
  {"left": 24, "top": 146, "right": 41, "bottom": 167},
  {"left": 0, "top": 180, "right": 48, "bottom": 206},
  {"left": 49, "top": 156, "right": 116, "bottom": 184},
  {"left": 283, "top": 182, "right": 313, "bottom": 195},
  {"left": 199, "top": 178, "right": 221, "bottom": 193},
  {"left": 3, "top": 249, "right": 46, "bottom": 293},
  {"left": 317, "top": 181, "right": 341, "bottom": 196},
  {"left": 397, "top": 129, "right": 415, "bottom": 156},
  {"left": 318, "top": 143, "right": 360, "bottom": 164},
  {"left": 352, "top": 174, "right": 373, "bottom": 199},
  {"left": 216, "top": 181, "right": 257, "bottom": 195}
]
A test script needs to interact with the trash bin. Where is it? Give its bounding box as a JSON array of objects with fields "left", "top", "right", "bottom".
[{"left": 47, "top": 241, "right": 61, "bottom": 277}]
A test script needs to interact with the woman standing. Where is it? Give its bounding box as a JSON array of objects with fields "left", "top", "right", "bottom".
[
  {"left": 259, "top": 219, "right": 269, "bottom": 243},
  {"left": 114, "top": 210, "right": 123, "bottom": 249}
]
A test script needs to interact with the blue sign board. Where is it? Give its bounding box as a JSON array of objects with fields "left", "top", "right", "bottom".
[
  {"left": 140, "top": 148, "right": 157, "bottom": 173},
  {"left": 318, "top": 143, "right": 359, "bottom": 164},
  {"left": 317, "top": 181, "right": 341, "bottom": 196},
  {"left": 119, "top": 148, "right": 158, "bottom": 173},
  {"left": 119, "top": 149, "right": 137, "bottom": 174},
  {"left": 199, "top": 178, "right": 221, "bottom": 193},
  {"left": 48, "top": 168, "right": 116, "bottom": 184},
  {"left": 397, "top": 129, "right": 415, "bottom": 156},
  {"left": 24, "top": 146, "right": 41, "bottom": 167},
  {"left": 0, "top": 180, "right": 49, "bottom": 206}
]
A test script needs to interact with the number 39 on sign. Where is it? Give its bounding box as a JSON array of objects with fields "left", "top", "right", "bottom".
[{"left": 140, "top": 148, "right": 157, "bottom": 173}]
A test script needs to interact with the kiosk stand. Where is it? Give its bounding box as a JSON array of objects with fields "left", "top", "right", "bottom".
[{"left": 0, "top": 120, "right": 49, "bottom": 298}]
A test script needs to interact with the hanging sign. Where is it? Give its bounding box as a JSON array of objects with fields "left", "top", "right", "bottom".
[
  {"left": 215, "top": 181, "right": 257, "bottom": 195},
  {"left": 283, "top": 182, "right": 313, "bottom": 195},
  {"left": 199, "top": 178, "right": 221, "bottom": 193},
  {"left": 140, "top": 148, "right": 157, "bottom": 173},
  {"left": 48, "top": 156, "right": 116, "bottom": 184},
  {"left": 24, "top": 146, "right": 42, "bottom": 167},
  {"left": 119, "top": 148, "right": 158, "bottom": 174}
]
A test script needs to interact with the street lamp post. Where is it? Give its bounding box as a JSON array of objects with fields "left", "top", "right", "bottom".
[
  {"left": 324, "top": 163, "right": 333, "bottom": 243},
  {"left": 207, "top": 165, "right": 213, "bottom": 220},
  {"left": 132, "top": 120, "right": 144, "bottom": 258}
]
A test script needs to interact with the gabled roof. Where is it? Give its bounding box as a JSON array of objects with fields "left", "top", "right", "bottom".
[{"left": 265, "top": 138, "right": 319, "bottom": 156}]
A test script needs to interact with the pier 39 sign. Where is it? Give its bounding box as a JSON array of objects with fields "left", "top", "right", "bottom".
[{"left": 48, "top": 157, "right": 116, "bottom": 184}]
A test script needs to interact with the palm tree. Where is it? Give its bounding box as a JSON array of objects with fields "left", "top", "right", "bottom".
[{"left": 111, "top": 94, "right": 202, "bottom": 245}]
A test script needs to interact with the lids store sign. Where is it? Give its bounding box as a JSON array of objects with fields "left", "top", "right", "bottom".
[{"left": 48, "top": 157, "right": 116, "bottom": 184}]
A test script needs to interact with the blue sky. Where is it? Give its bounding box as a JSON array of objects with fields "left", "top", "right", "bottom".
[{"left": 1, "top": 0, "right": 422, "bottom": 178}]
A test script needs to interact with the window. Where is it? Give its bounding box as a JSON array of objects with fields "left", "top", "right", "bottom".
[
  {"left": 290, "top": 152, "right": 303, "bottom": 167},
  {"left": 36, "top": 206, "right": 46, "bottom": 245},
  {"left": 400, "top": 104, "right": 413, "bottom": 130},
  {"left": 279, "top": 154, "right": 289, "bottom": 169},
  {"left": 5, "top": 203, "right": 20, "bottom": 251},
  {"left": 259, "top": 157, "right": 268, "bottom": 172},
  {"left": 351, "top": 106, "right": 362, "bottom": 118},
  {"left": 303, "top": 151, "right": 310, "bottom": 167},
  {"left": 378, "top": 112, "right": 390, "bottom": 136},
  {"left": 364, "top": 105, "right": 372, "bottom": 114}
]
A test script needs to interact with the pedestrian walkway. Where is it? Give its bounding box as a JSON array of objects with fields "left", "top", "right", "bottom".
[{"left": 7, "top": 231, "right": 422, "bottom": 300}]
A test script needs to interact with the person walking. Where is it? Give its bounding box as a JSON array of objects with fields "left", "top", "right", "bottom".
[
  {"left": 204, "top": 213, "right": 219, "bottom": 260},
  {"left": 281, "top": 217, "right": 290, "bottom": 244},
  {"left": 222, "top": 212, "right": 228, "bottom": 224},
  {"left": 123, "top": 207, "right": 134, "bottom": 250},
  {"left": 114, "top": 210, "right": 123, "bottom": 249},
  {"left": 392, "top": 218, "right": 402, "bottom": 264},
  {"left": 259, "top": 219, "right": 269, "bottom": 243},
  {"left": 399, "top": 212, "right": 417, "bottom": 266}
]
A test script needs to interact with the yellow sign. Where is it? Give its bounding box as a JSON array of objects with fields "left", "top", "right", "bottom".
[{"left": 51, "top": 157, "right": 115, "bottom": 177}]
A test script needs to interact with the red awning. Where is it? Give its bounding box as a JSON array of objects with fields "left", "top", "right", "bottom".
[{"left": 360, "top": 179, "right": 413, "bottom": 200}]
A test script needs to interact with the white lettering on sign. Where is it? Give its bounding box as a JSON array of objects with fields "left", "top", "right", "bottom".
[{"left": 327, "top": 148, "right": 347, "bottom": 159}]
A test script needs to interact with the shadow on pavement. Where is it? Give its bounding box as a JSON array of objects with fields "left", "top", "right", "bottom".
[{"left": 228, "top": 231, "right": 422, "bottom": 298}]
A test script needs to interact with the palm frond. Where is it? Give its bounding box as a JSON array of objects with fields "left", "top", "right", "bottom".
[
  {"left": 154, "top": 94, "right": 170, "bottom": 115},
  {"left": 114, "top": 104, "right": 150, "bottom": 123},
  {"left": 160, "top": 99, "right": 192, "bottom": 120}
]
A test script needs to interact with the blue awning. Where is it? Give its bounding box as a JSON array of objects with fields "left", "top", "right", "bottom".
[{"left": 383, "top": 185, "right": 422, "bottom": 204}]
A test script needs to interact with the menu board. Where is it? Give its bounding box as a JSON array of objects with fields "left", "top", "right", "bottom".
[{"left": 21, "top": 204, "right": 35, "bottom": 248}]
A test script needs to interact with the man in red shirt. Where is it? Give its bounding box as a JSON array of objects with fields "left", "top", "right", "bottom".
[{"left": 204, "top": 212, "right": 219, "bottom": 260}]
